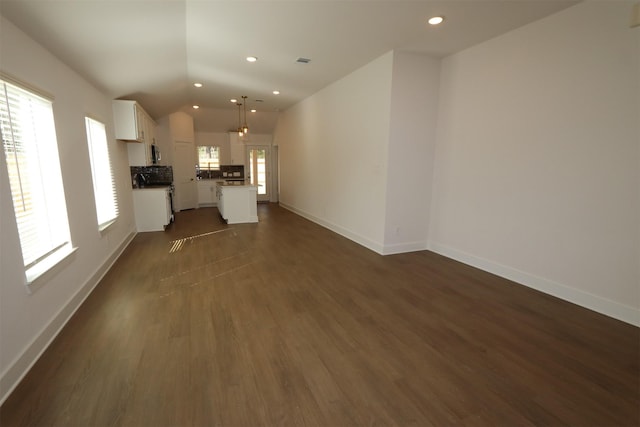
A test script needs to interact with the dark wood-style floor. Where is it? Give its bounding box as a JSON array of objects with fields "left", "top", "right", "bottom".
[{"left": 1, "top": 204, "right": 638, "bottom": 426}]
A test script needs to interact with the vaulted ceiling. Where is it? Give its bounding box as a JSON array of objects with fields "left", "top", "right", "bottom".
[{"left": 0, "top": 0, "right": 579, "bottom": 133}]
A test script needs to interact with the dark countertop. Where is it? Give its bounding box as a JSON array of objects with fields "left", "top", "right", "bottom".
[
  {"left": 216, "top": 181, "right": 256, "bottom": 188},
  {"left": 133, "top": 185, "right": 171, "bottom": 190}
]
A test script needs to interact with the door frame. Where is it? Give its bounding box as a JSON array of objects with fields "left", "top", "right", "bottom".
[
  {"left": 245, "top": 145, "right": 270, "bottom": 202},
  {"left": 173, "top": 140, "right": 198, "bottom": 211}
]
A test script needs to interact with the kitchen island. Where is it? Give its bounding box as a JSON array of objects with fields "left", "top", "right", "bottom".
[
  {"left": 215, "top": 182, "right": 258, "bottom": 224},
  {"left": 197, "top": 179, "right": 224, "bottom": 207}
]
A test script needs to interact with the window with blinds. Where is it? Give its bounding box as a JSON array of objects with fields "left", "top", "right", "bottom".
[
  {"left": 85, "top": 117, "right": 118, "bottom": 230},
  {"left": 197, "top": 145, "right": 220, "bottom": 170},
  {"left": 0, "top": 77, "right": 73, "bottom": 283}
]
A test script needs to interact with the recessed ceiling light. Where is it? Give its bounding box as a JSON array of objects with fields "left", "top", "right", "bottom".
[
  {"left": 428, "top": 16, "right": 444, "bottom": 25},
  {"left": 192, "top": 105, "right": 200, "bottom": 109},
  {"left": 246, "top": 56, "right": 258, "bottom": 62},
  {"left": 272, "top": 90, "right": 280, "bottom": 95},
  {"left": 193, "top": 83, "right": 203, "bottom": 87},
  {"left": 230, "top": 98, "right": 237, "bottom": 103},
  {"left": 251, "top": 109, "right": 257, "bottom": 113}
]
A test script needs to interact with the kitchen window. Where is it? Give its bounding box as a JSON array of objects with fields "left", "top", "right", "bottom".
[
  {"left": 0, "top": 76, "right": 74, "bottom": 285},
  {"left": 197, "top": 145, "right": 220, "bottom": 170},
  {"left": 85, "top": 117, "right": 119, "bottom": 231}
]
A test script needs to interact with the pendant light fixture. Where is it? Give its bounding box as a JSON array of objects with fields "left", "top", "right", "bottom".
[
  {"left": 236, "top": 102, "right": 243, "bottom": 137},
  {"left": 241, "top": 95, "right": 249, "bottom": 134}
]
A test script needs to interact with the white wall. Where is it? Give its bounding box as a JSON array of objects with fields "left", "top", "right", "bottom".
[
  {"left": 273, "top": 2, "right": 639, "bottom": 325},
  {"left": 274, "top": 52, "right": 394, "bottom": 252},
  {"left": 273, "top": 51, "right": 442, "bottom": 255},
  {"left": 428, "top": 1, "right": 640, "bottom": 324},
  {"left": 0, "top": 17, "right": 136, "bottom": 402},
  {"left": 383, "top": 52, "right": 440, "bottom": 254}
]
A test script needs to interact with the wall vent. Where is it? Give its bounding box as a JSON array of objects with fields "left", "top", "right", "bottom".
[{"left": 295, "top": 57, "right": 311, "bottom": 64}]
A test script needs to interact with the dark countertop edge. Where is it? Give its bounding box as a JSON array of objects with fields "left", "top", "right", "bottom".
[
  {"left": 217, "top": 182, "right": 257, "bottom": 188},
  {"left": 133, "top": 185, "right": 171, "bottom": 190}
]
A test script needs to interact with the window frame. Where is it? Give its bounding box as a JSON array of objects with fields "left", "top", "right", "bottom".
[
  {"left": 85, "top": 116, "right": 119, "bottom": 232},
  {"left": 0, "top": 74, "right": 75, "bottom": 287},
  {"left": 197, "top": 145, "right": 221, "bottom": 170}
]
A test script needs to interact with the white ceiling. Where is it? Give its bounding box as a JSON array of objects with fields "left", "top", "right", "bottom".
[{"left": 0, "top": 0, "right": 579, "bottom": 133}]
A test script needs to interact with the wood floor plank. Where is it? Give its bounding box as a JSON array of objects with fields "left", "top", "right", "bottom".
[{"left": 1, "top": 204, "right": 638, "bottom": 426}]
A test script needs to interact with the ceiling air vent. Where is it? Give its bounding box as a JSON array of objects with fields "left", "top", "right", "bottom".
[{"left": 295, "top": 57, "right": 311, "bottom": 64}]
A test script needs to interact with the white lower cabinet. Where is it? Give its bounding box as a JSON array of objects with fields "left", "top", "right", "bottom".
[
  {"left": 197, "top": 180, "right": 223, "bottom": 206},
  {"left": 216, "top": 183, "right": 258, "bottom": 224},
  {"left": 132, "top": 188, "right": 172, "bottom": 232}
]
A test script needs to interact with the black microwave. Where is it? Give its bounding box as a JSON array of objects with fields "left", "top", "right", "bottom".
[{"left": 151, "top": 144, "right": 161, "bottom": 164}]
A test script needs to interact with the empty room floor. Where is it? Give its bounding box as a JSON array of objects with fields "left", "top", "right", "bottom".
[{"left": 1, "top": 204, "right": 638, "bottom": 426}]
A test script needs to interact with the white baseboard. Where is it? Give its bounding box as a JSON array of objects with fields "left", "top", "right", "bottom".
[
  {"left": 0, "top": 231, "right": 137, "bottom": 405},
  {"left": 279, "top": 203, "right": 385, "bottom": 254},
  {"left": 278, "top": 203, "right": 429, "bottom": 256},
  {"left": 382, "top": 240, "right": 429, "bottom": 255},
  {"left": 276, "top": 204, "right": 639, "bottom": 326},
  {"left": 428, "top": 241, "right": 640, "bottom": 327}
]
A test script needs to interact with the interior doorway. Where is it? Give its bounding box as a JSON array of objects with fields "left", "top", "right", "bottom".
[
  {"left": 246, "top": 146, "right": 270, "bottom": 202},
  {"left": 174, "top": 141, "right": 197, "bottom": 210}
]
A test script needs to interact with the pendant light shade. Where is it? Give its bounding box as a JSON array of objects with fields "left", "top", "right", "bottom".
[
  {"left": 236, "top": 102, "right": 243, "bottom": 137},
  {"left": 242, "top": 95, "right": 249, "bottom": 134}
]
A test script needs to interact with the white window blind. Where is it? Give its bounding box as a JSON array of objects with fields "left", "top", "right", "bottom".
[
  {"left": 197, "top": 145, "right": 220, "bottom": 169},
  {"left": 0, "top": 78, "right": 72, "bottom": 280},
  {"left": 85, "top": 117, "right": 118, "bottom": 230}
]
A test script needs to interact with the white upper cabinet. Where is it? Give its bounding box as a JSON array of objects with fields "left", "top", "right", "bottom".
[
  {"left": 113, "top": 100, "right": 147, "bottom": 142},
  {"left": 113, "top": 100, "right": 157, "bottom": 166}
]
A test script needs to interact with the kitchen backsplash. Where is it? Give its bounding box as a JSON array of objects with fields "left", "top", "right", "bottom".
[
  {"left": 220, "top": 165, "right": 244, "bottom": 178},
  {"left": 131, "top": 166, "right": 173, "bottom": 187},
  {"left": 197, "top": 165, "right": 244, "bottom": 180},
  {"left": 131, "top": 164, "right": 243, "bottom": 186},
  {"left": 197, "top": 169, "right": 223, "bottom": 180}
]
